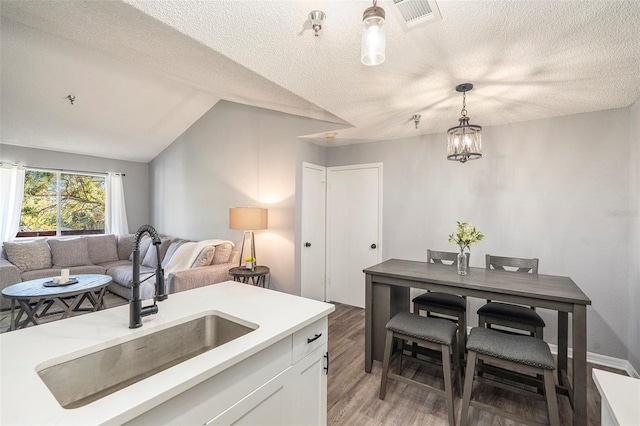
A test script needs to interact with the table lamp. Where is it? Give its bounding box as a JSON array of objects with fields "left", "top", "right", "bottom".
[{"left": 229, "top": 207, "right": 268, "bottom": 271}]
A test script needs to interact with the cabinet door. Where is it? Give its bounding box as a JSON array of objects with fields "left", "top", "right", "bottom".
[
  {"left": 206, "top": 368, "right": 291, "bottom": 426},
  {"left": 288, "top": 343, "right": 328, "bottom": 426}
]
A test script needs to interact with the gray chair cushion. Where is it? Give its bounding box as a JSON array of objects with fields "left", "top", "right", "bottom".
[
  {"left": 467, "top": 327, "right": 556, "bottom": 369},
  {"left": 413, "top": 292, "right": 466, "bottom": 312},
  {"left": 477, "top": 302, "right": 545, "bottom": 327},
  {"left": 386, "top": 312, "right": 457, "bottom": 345}
]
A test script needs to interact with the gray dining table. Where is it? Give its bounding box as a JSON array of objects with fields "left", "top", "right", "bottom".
[{"left": 363, "top": 258, "right": 591, "bottom": 426}]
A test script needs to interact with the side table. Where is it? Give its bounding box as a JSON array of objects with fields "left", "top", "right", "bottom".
[{"left": 229, "top": 266, "right": 270, "bottom": 288}]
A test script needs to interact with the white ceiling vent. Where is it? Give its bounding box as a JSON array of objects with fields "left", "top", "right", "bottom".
[{"left": 391, "top": 0, "right": 442, "bottom": 30}]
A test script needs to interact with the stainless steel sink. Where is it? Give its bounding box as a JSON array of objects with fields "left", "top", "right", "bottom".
[{"left": 37, "top": 313, "right": 257, "bottom": 409}]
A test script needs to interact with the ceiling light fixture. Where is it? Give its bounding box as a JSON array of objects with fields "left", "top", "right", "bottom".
[
  {"left": 361, "top": 0, "right": 386, "bottom": 66},
  {"left": 446, "top": 83, "right": 482, "bottom": 163},
  {"left": 412, "top": 114, "right": 421, "bottom": 129},
  {"left": 309, "top": 10, "right": 326, "bottom": 37}
]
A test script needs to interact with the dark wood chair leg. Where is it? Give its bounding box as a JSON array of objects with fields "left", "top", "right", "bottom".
[
  {"left": 379, "top": 330, "right": 394, "bottom": 400},
  {"left": 460, "top": 351, "right": 477, "bottom": 426}
]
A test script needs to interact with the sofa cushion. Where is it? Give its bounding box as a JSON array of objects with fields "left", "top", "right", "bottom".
[
  {"left": 117, "top": 234, "right": 136, "bottom": 261},
  {"left": 212, "top": 242, "right": 233, "bottom": 265},
  {"left": 48, "top": 238, "right": 93, "bottom": 268},
  {"left": 20, "top": 268, "right": 61, "bottom": 281},
  {"left": 142, "top": 238, "right": 171, "bottom": 268},
  {"left": 69, "top": 265, "right": 107, "bottom": 275},
  {"left": 108, "top": 264, "right": 155, "bottom": 288},
  {"left": 86, "top": 235, "right": 119, "bottom": 264},
  {"left": 98, "top": 259, "right": 131, "bottom": 270},
  {"left": 191, "top": 246, "right": 216, "bottom": 268},
  {"left": 3, "top": 239, "right": 52, "bottom": 272}
]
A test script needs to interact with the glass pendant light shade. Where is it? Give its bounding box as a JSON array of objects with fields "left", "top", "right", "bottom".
[
  {"left": 447, "top": 118, "right": 482, "bottom": 163},
  {"left": 361, "top": 3, "right": 385, "bottom": 66},
  {"left": 446, "top": 83, "right": 482, "bottom": 163}
]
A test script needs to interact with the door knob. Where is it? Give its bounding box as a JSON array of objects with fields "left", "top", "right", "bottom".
[
  {"left": 371, "top": 243, "right": 377, "bottom": 249},
  {"left": 305, "top": 242, "right": 311, "bottom": 247}
]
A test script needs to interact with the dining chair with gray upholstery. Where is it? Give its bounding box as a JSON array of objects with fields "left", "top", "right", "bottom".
[
  {"left": 412, "top": 249, "right": 469, "bottom": 359},
  {"left": 477, "top": 254, "right": 545, "bottom": 338},
  {"left": 380, "top": 312, "right": 462, "bottom": 425},
  {"left": 461, "top": 327, "right": 560, "bottom": 426}
]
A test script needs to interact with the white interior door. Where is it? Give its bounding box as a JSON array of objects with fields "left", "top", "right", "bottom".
[
  {"left": 327, "top": 164, "right": 382, "bottom": 308},
  {"left": 301, "top": 163, "right": 326, "bottom": 301}
]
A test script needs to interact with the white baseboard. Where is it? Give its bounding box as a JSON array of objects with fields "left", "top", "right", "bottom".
[{"left": 546, "top": 343, "right": 640, "bottom": 379}]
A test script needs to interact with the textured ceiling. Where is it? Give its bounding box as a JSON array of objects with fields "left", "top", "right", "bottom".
[{"left": 2, "top": 0, "right": 640, "bottom": 161}]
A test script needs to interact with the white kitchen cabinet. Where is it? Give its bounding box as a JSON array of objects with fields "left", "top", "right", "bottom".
[
  {"left": 288, "top": 344, "right": 328, "bottom": 426},
  {"left": 126, "top": 317, "right": 329, "bottom": 426},
  {"left": 206, "top": 369, "right": 291, "bottom": 426}
]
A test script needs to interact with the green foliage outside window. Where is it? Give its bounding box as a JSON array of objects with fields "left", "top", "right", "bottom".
[{"left": 19, "top": 170, "right": 105, "bottom": 235}]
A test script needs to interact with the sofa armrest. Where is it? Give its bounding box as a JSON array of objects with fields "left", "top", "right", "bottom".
[
  {"left": 167, "top": 263, "right": 234, "bottom": 294},
  {"left": 0, "top": 258, "right": 21, "bottom": 287},
  {"left": 1, "top": 259, "right": 22, "bottom": 310}
]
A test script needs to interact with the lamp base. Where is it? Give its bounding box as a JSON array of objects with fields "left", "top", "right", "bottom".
[{"left": 239, "top": 230, "right": 257, "bottom": 272}]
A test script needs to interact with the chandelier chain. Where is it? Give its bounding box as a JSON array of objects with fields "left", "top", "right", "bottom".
[{"left": 461, "top": 91, "right": 467, "bottom": 117}]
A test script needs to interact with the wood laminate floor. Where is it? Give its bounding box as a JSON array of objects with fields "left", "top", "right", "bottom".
[{"left": 327, "top": 302, "right": 624, "bottom": 426}]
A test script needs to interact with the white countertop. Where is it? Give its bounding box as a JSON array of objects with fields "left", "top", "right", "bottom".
[
  {"left": 592, "top": 369, "right": 640, "bottom": 426},
  {"left": 0, "top": 281, "right": 334, "bottom": 425}
]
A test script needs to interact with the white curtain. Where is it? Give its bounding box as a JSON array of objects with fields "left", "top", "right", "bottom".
[
  {"left": 105, "top": 172, "right": 129, "bottom": 235},
  {"left": 0, "top": 164, "right": 26, "bottom": 243}
]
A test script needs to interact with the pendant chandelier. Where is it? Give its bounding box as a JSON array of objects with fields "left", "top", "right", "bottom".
[
  {"left": 447, "top": 83, "right": 482, "bottom": 163},
  {"left": 361, "top": 0, "right": 386, "bottom": 66}
]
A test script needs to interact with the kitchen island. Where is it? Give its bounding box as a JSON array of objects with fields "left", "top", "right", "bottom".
[{"left": 0, "top": 281, "right": 334, "bottom": 425}]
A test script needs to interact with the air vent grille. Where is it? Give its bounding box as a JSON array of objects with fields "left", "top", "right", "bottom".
[{"left": 391, "top": 0, "right": 441, "bottom": 28}]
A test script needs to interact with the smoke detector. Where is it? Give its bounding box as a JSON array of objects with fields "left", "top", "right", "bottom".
[{"left": 390, "top": 0, "right": 441, "bottom": 30}]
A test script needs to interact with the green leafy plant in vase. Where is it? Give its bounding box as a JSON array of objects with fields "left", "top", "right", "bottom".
[{"left": 448, "top": 221, "right": 484, "bottom": 275}]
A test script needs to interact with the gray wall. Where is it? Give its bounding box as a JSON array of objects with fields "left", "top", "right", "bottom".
[
  {"left": 327, "top": 108, "right": 634, "bottom": 363},
  {"left": 0, "top": 144, "right": 149, "bottom": 231},
  {"left": 629, "top": 98, "right": 640, "bottom": 373},
  {"left": 149, "top": 101, "right": 337, "bottom": 295}
]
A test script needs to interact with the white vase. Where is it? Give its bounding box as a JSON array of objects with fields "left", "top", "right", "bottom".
[{"left": 246, "top": 261, "right": 253, "bottom": 270}]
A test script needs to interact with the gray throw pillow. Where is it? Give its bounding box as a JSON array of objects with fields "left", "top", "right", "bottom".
[
  {"left": 161, "top": 240, "right": 186, "bottom": 268},
  {"left": 129, "top": 235, "right": 152, "bottom": 264},
  {"left": 191, "top": 246, "right": 216, "bottom": 268},
  {"left": 86, "top": 235, "right": 119, "bottom": 264},
  {"left": 142, "top": 238, "right": 171, "bottom": 268},
  {"left": 48, "top": 238, "right": 93, "bottom": 268},
  {"left": 3, "top": 239, "right": 52, "bottom": 272}
]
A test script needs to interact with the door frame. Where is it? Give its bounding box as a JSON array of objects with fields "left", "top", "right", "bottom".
[{"left": 326, "top": 162, "right": 383, "bottom": 304}]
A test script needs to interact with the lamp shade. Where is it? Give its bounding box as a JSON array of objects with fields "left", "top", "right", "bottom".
[{"left": 229, "top": 207, "right": 268, "bottom": 230}]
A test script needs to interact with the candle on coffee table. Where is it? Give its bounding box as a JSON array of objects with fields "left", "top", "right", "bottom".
[{"left": 61, "top": 269, "right": 70, "bottom": 283}]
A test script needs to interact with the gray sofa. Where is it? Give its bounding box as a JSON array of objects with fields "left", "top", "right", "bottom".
[{"left": 0, "top": 234, "right": 239, "bottom": 310}]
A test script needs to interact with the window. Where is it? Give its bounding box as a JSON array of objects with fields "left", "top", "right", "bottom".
[{"left": 18, "top": 170, "right": 106, "bottom": 237}]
